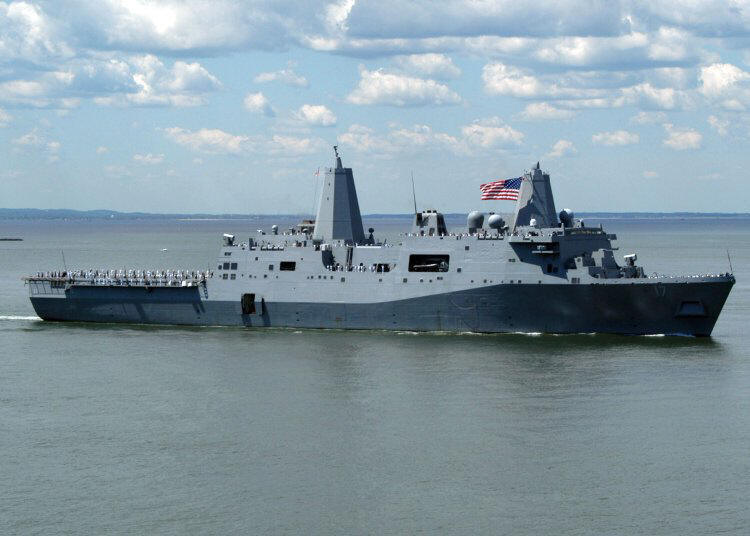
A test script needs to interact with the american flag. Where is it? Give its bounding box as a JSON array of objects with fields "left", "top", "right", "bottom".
[{"left": 480, "top": 177, "right": 523, "bottom": 200}]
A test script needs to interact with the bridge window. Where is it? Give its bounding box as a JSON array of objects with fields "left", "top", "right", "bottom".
[
  {"left": 223, "top": 262, "right": 230, "bottom": 269},
  {"left": 408, "top": 254, "right": 449, "bottom": 272},
  {"left": 230, "top": 262, "right": 238, "bottom": 270},
  {"left": 280, "top": 261, "right": 296, "bottom": 271}
]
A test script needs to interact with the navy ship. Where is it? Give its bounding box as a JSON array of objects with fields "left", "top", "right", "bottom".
[{"left": 25, "top": 148, "right": 734, "bottom": 336}]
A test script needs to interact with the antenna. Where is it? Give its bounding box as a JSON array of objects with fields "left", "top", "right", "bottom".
[
  {"left": 411, "top": 171, "right": 418, "bottom": 215},
  {"left": 61, "top": 250, "right": 67, "bottom": 272},
  {"left": 727, "top": 249, "right": 734, "bottom": 273}
]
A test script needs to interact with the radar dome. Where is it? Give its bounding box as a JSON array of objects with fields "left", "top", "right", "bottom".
[
  {"left": 559, "top": 208, "right": 574, "bottom": 227},
  {"left": 467, "top": 211, "right": 484, "bottom": 232},
  {"left": 487, "top": 214, "right": 505, "bottom": 230}
]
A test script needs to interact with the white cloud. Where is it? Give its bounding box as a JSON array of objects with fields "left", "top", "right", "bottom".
[
  {"left": 631, "top": 111, "right": 667, "bottom": 124},
  {"left": 0, "top": 1, "right": 73, "bottom": 65},
  {"left": 295, "top": 104, "right": 336, "bottom": 126},
  {"left": 547, "top": 139, "right": 576, "bottom": 158},
  {"left": 643, "top": 170, "right": 659, "bottom": 178},
  {"left": 699, "top": 63, "right": 750, "bottom": 97},
  {"left": 70, "top": 0, "right": 297, "bottom": 54},
  {"left": 388, "top": 123, "right": 459, "bottom": 150},
  {"left": 12, "top": 128, "right": 60, "bottom": 160},
  {"left": 0, "top": 108, "right": 12, "bottom": 126},
  {"left": 13, "top": 130, "right": 43, "bottom": 146},
  {"left": 338, "top": 124, "right": 395, "bottom": 153},
  {"left": 164, "top": 126, "right": 323, "bottom": 157},
  {"left": 393, "top": 53, "right": 460, "bottom": 79},
  {"left": 165, "top": 127, "right": 250, "bottom": 154},
  {"left": 270, "top": 135, "right": 324, "bottom": 155},
  {"left": 460, "top": 117, "right": 523, "bottom": 148},
  {"left": 254, "top": 66, "right": 308, "bottom": 87},
  {"left": 482, "top": 63, "right": 544, "bottom": 98},
  {"left": 662, "top": 123, "right": 702, "bottom": 150},
  {"left": 91, "top": 55, "right": 221, "bottom": 107},
  {"left": 243, "top": 92, "right": 274, "bottom": 116},
  {"left": 96, "top": 146, "right": 109, "bottom": 154},
  {"left": 707, "top": 115, "right": 729, "bottom": 136},
  {"left": 342, "top": 1, "right": 623, "bottom": 41},
  {"left": 592, "top": 130, "right": 639, "bottom": 146},
  {"left": 519, "top": 102, "right": 575, "bottom": 120},
  {"left": 166, "top": 61, "right": 221, "bottom": 92},
  {"left": 619, "top": 82, "right": 685, "bottom": 110},
  {"left": 347, "top": 68, "right": 461, "bottom": 106},
  {"left": 133, "top": 153, "right": 165, "bottom": 164},
  {"left": 338, "top": 118, "right": 521, "bottom": 156}
]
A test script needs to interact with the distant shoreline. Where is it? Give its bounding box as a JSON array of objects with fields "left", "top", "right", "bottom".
[{"left": 1, "top": 208, "right": 749, "bottom": 221}]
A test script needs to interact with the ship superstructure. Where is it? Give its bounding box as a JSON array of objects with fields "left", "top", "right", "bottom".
[{"left": 25, "top": 149, "right": 734, "bottom": 336}]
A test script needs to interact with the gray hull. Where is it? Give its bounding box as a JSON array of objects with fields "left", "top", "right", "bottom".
[{"left": 30, "top": 278, "right": 734, "bottom": 336}]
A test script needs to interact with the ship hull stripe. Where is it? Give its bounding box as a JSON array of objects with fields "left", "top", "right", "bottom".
[{"left": 29, "top": 279, "right": 734, "bottom": 336}]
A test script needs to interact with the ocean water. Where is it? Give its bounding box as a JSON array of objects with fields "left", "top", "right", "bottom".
[{"left": 1, "top": 217, "right": 749, "bottom": 535}]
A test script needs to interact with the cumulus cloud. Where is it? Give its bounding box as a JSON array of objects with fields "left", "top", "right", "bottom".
[
  {"left": 164, "top": 126, "right": 324, "bottom": 156},
  {"left": 460, "top": 117, "right": 523, "bottom": 148},
  {"left": 338, "top": 117, "right": 521, "bottom": 156},
  {"left": 295, "top": 104, "right": 336, "bottom": 126},
  {"left": 338, "top": 124, "right": 395, "bottom": 153},
  {"left": 483, "top": 63, "right": 545, "bottom": 98},
  {"left": 547, "top": 139, "right": 576, "bottom": 158},
  {"left": 0, "top": 1, "right": 73, "bottom": 65},
  {"left": 133, "top": 153, "right": 165, "bottom": 164},
  {"left": 0, "top": 108, "right": 12, "bottom": 126},
  {"left": 519, "top": 102, "right": 575, "bottom": 120},
  {"left": 592, "top": 130, "right": 639, "bottom": 146},
  {"left": 166, "top": 61, "right": 222, "bottom": 92},
  {"left": 698, "top": 63, "right": 750, "bottom": 110},
  {"left": 12, "top": 128, "right": 60, "bottom": 160},
  {"left": 13, "top": 129, "right": 44, "bottom": 146},
  {"left": 164, "top": 127, "right": 250, "bottom": 154},
  {"left": 343, "top": 1, "right": 623, "bottom": 40},
  {"left": 662, "top": 123, "right": 702, "bottom": 150},
  {"left": 90, "top": 55, "right": 221, "bottom": 107},
  {"left": 254, "top": 65, "right": 309, "bottom": 87},
  {"left": 393, "top": 53, "right": 460, "bottom": 79},
  {"left": 270, "top": 135, "right": 324, "bottom": 155},
  {"left": 618, "top": 82, "right": 686, "bottom": 110},
  {"left": 0, "top": 74, "right": 74, "bottom": 107},
  {"left": 630, "top": 111, "right": 667, "bottom": 124},
  {"left": 707, "top": 115, "right": 729, "bottom": 136},
  {"left": 243, "top": 92, "right": 274, "bottom": 116},
  {"left": 96, "top": 146, "right": 109, "bottom": 154},
  {"left": 347, "top": 68, "right": 461, "bottom": 106},
  {"left": 59, "top": 0, "right": 299, "bottom": 54}
]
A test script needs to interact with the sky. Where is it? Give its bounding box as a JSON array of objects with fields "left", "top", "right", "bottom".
[{"left": 1, "top": 1, "right": 750, "bottom": 215}]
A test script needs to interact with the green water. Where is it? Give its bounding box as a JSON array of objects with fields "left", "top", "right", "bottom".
[{"left": 1, "top": 218, "right": 749, "bottom": 534}]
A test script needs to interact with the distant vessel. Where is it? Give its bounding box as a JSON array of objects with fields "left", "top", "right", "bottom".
[
  {"left": 1, "top": 238, "right": 23, "bottom": 241},
  {"left": 25, "top": 148, "right": 734, "bottom": 336}
]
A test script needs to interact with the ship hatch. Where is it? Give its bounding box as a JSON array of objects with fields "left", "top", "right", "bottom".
[
  {"left": 675, "top": 300, "right": 706, "bottom": 317},
  {"left": 241, "top": 293, "right": 256, "bottom": 315},
  {"left": 408, "top": 254, "right": 449, "bottom": 272}
]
